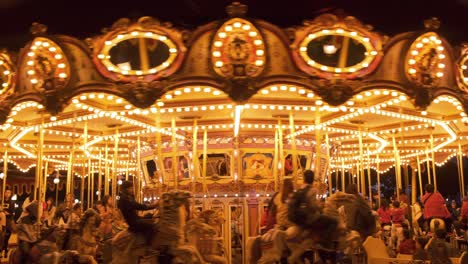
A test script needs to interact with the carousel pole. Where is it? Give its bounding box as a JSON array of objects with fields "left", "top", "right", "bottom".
[
  {"left": 136, "top": 135, "right": 141, "bottom": 202},
  {"left": 273, "top": 129, "right": 279, "bottom": 191},
  {"left": 325, "top": 131, "right": 332, "bottom": 195},
  {"left": 314, "top": 111, "right": 322, "bottom": 184},
  {"left": 358, "top": 129, "right": 365, "bottom": 196},
  {"left": 367, "top": 147, "right": 372, "bottom": 202},
  {"left": 81, "top": 160, "right": 85, "bottom": 206},
  {"left": 155, "top": 110, "right": 165, "bottom": 187},
  {"left": 277, "top": 118, "right": 284, "bottom": 179},
  {"left": 341, "top": 158, "right": 345, "bottom": 192},
  {"left": 202, "top": 128, "right": 208, "bottom": 193},
  {"left": 430, "top": 134, "right": 437, "bottom": 191},
  {"left": 2, "top": 149, "right": 7, "bottom": 206},
  {"left": 458, "top": 142, "right": 465, "bottom": 197},
  {"left": 425, "top": 146, "right": 432, "bottom": 184},
  {"left": 35, "top": 117, "right": 44, "bottom": 223},
  {"left": 416, "top": 154, "right": 423, "bottom": 198},
  {"left": 171, "top": 117, "right": 178, "bottom": 190},
  {"left": 191, "top": 119, "right": 199, "bottom": 195},
  {"left": 125, "top": 150, "right": 130, "bottom": 181},
  {"left": 66, "top": 150, "right": 73, "bottom": 195},
  {"left": 87, "top": 158, "right": 91, "bottom": 208},
  {"left": 43, "top": 161, "right": 48, "bottom": 203},
  {"left": 289, "top": 112, "right": 298, "bottom": 184},
  {"left": 377, "top": 154, "right": 381, "bottom": 207},
  {"left": 104, "top": 143, "right": 109, "bottom": 196},
  {"left": 91, "top": 163, "right": 94, "bottom": 208},
  {"left": 192, "top": 119, "right": 199, "bottom": 180},
  {"left": 81, "top": 121, "right": 87, "bottom": 207},
  {"left": 112, "top": 130, "right": 119, "bottom": 202},
  {"left": 97, "top": 149, "right": 102, "bottom": 201},
  {"left": 411, "top": 164, "right": 417, "bottom": 205},
  {"left": 392, "top": 136, "right": 401, "bottom": 201}
]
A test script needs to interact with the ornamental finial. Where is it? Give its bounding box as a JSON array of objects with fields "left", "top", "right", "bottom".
[
  {"left": 226, "top": 2, "right": 248, "bottom": 17},
  {"left": 30, "top": 22, "right": 48, "bottom": 35},
  {"left": 424, "top": 17, "right": 440, "bottom": 30}
]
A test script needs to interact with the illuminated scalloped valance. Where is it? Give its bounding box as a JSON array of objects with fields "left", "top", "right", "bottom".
[
  {"left": 211, "top": 18, "right": 266, "bottom": 78},
  {"left": 405, "top": 32, "right": 448, "bottom": 87},
  {"left": 0, "top": 52, "right": 14, "bottom": 95},
  {"left": 96, "top": 31, "right": 178, "bottom": 77},
  {"left": 24, "top": 37, "right": 70, "bottom": 89}
]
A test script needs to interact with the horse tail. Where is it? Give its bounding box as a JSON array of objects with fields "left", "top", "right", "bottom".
[{"left": 247, "top": 236, "right": 262, "bottom": 264}]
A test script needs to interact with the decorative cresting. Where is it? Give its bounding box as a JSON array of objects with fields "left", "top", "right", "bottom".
[
  {"left": 457, "top": 44, "right": 468, "bottom": 92},
  {"left": 91, "top": 16, "right": 186, "bottom": 82},
  {"left": 21, "top": 37, "right": 70, "bottom": 92},
  {"left": 405, "top": 32, "right": 448, "bottom": 87},
  {"left": 0, "top": 51, "right": 15, "bottom": 96},
  {"left": 211, "top": 17, "right": 266, "bottom": 78},
  {"left": 292, "top": 14, "right": 383, "bottom": 79}
]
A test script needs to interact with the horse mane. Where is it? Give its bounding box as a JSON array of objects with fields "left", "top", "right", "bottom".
[
  {"left": 79, "top": 208, "right": 101, "bottom": 234},
  {"left": 247, "top": 236, "right": 262, "bottom": 264}
]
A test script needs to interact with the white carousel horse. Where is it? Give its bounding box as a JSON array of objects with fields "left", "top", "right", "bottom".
[
  {"left": 185, "top": 209, "right": 227, "bottom": 264},
  {"left": 111, "top": 191, "right": 205, "bottom": 264}
]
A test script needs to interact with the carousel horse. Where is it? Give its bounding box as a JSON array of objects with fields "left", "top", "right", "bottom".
[
  {"left": 51, "top": 208, "right": 102, "bottom": 264},
  {"left": 248, "top": 190, "right": 374, "bottom": 264},
  {"left": 185, "top": 209, "right": 227, "bottom": 264},
  {"left": 10, "top": 225, "right": 80, "bottom": 264},
  {"left": 111, "top": 191, "right": 205, "bottom": 264}
]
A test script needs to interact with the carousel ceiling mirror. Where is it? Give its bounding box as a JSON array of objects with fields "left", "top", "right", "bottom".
[
  {"left": 293, "top": 14, "right": 383, "bottom": 79},
  {"left": 97, "top": 31, "right": 177, "bottom": 76}
]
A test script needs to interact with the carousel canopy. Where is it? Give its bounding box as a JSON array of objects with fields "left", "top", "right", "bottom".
[{"left": 0, "top": 2, "right": 466, "bottom": 190}]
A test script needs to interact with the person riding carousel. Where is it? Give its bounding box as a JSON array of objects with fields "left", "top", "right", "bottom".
[{"left": 117, "top": 181, "right": 159, "bottom": 246}]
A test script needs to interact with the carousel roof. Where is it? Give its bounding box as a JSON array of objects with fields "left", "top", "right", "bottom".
[{"left": 0, "top": 2, "right": 467, "bottom": 179}]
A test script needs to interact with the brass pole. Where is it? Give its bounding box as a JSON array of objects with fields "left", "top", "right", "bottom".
[
  {"left": 358, "top": 130, "right": 365, "bottom": 196},
  {"left": 425, "top": 147, "right": 431, "bottom": 184},
  {"left": 2, "top": 149, "right": 7, "bottom": 206},
  {"left": 35, "top": 119, "right": 44, "bottom": 223},
  {"left": 377, "top": 154, "right": 381, "bottom": 207},
  {"left": 192, "top": 119, "right": 199, "bottom": 180},
  {"left": 337, "top": 36, "right": 350, "bottom": 68},
  {"left": 87, "top": 158, "right": 91, "bottom": 208},
  {"left": 325, "top": 131, "right": 332, "bottom": 195},
  {"left": 411, "top": 165, "right": 417, "bottom": 205},
  {"left": 136, "top": 135, "right": 141, "bottom": 201},
  {"left": 171, "top": 117, "right": 178, "bottom": 189},
  {"left": 202, "top": 129, "right": 208, "bottom": 192},
  {"left": 66, "top": 150, "right": 73, "bottom": 194},
  {"left": 392, "top": 136, "right": 401, "bottom": 201},
  {"left": 112, "top": 130, "right": 119, "bottom": 203},
  {"left": 273, "top": 128, "right": 279, "bottom": 191},
  {"left": 138, "top": 38, "right": 150, "bottom": 72},
  {"left": 81, "top": 160, "right": 85, "bottom": 206},
  {"left": 430, "top": 134, "right": 437, "bottom": 191},
  {"left": 105, "top": 143, "right": 109, "bottom": 195},
  {"left": 98, "top": 149, "right": 102, "bottom": 201},
  {"left": 43, "top": 161, "right": 48, "bottom": 202},
  {"left": 289, "top": 112, "right": 298, "bottom": 184},
  {"left": 155, "top": 110, "right": 165, "bottom": 184},
  {"left": 458, "top": 143, "right": 465, "bottom": 197},
  {"left": 277, "top": 119, "right": 284, "bottom": 179},
  {"left": 341, "top": 158, "right": 345, "bottom": 192},
  {"left": 416, "top": 155, "right": 423, "bottom": 198},
  {"left": 91, "top": 164, "right": 94, "bottom": 208},
  {"left": 367, "top": 147, "right": 372, "bottom": 202},
  {"left": 81, "top": 121, "right": 88, "bottom": 207},
  {"left": 314, "top": 111, "right": 322, "bottom": 183}
]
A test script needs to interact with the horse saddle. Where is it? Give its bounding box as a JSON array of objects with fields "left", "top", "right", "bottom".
[{"left": 113, "top": 230, "right": 146, "bottom": 251}]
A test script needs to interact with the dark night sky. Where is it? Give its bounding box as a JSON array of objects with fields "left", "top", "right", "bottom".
[{"left": 0, "top": 0, "right": 467, "bottom": 50}]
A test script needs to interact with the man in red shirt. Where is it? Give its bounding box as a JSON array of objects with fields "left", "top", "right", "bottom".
[
  {"left": 420, "top": 184, "right": 450, "bottom": 223},
  {"left": 391, "top": 201, "right": 405, "bottom": 225},
  {"left": 462, "top": 196, "right": 468, "bottom": 228}
]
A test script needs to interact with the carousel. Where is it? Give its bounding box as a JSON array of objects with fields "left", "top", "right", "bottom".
[{"left": 0, "top": 2, "right": 467, "bottom": 263}]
